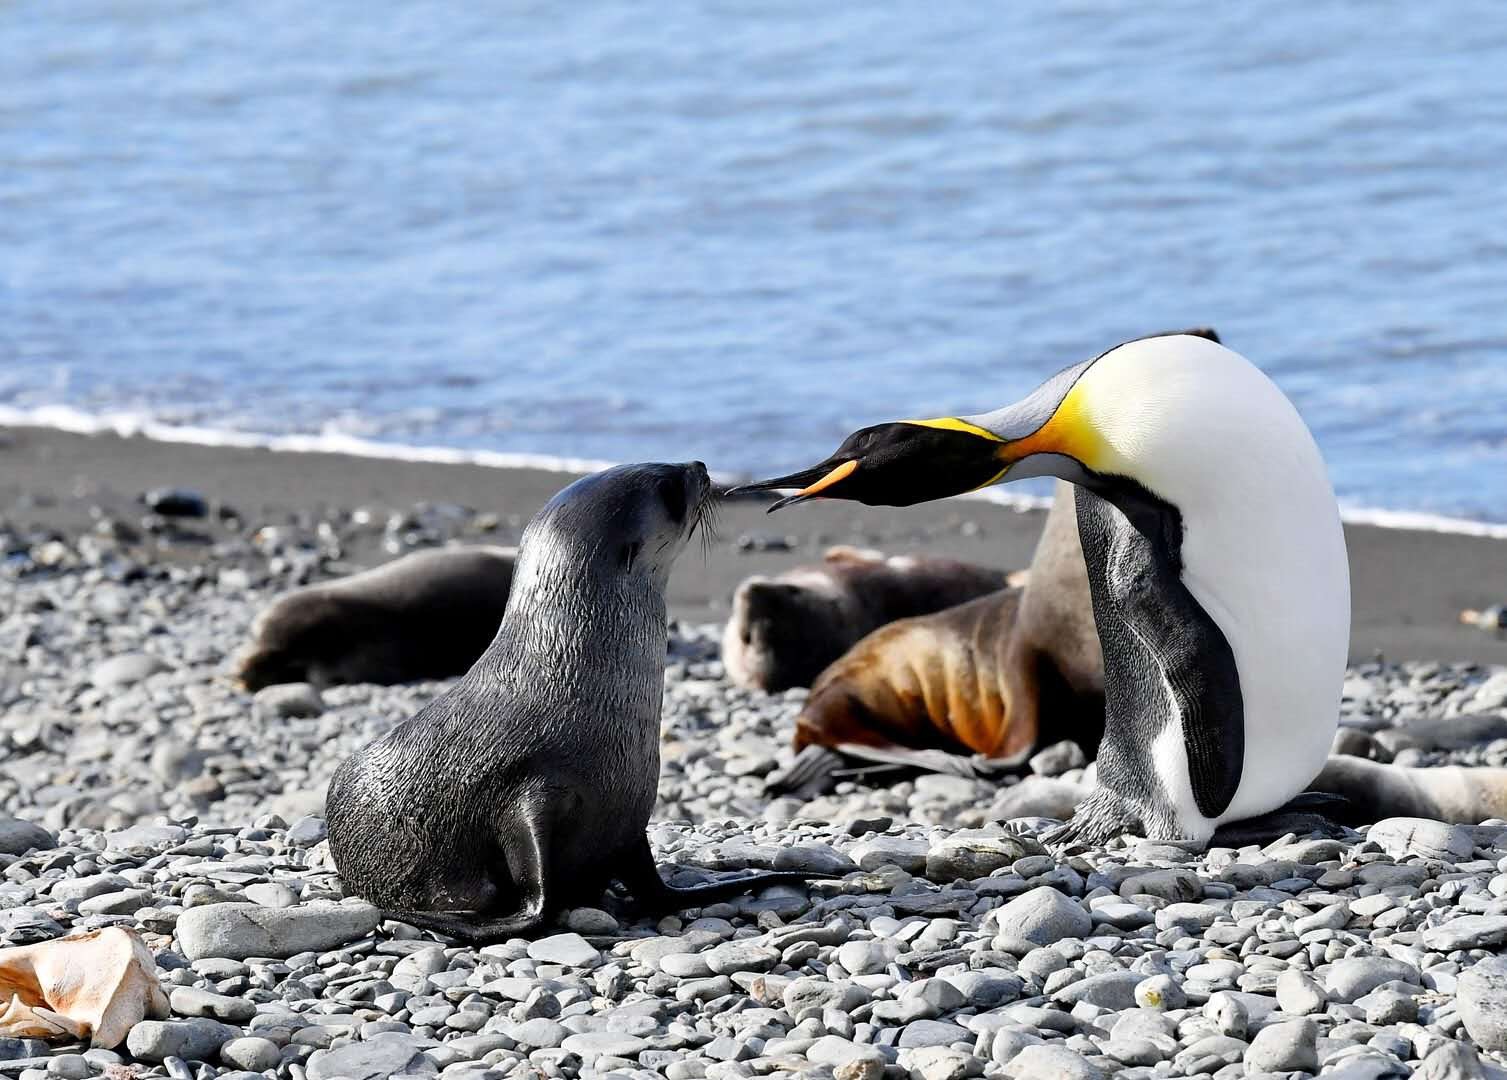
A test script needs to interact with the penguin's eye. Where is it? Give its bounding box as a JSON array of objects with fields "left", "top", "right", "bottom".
[
  {"left": 621, "top": 541, "right": 642, "bottom": 571},
  {"left": 657, "top": 476, "right": 687, "bottom": 523}
]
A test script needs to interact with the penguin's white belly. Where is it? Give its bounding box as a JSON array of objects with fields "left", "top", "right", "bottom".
[{"left": 1178, "top": 520, "right": 1350, "bottom": 832}]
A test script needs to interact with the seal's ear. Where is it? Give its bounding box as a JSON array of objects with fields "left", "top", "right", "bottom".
[{"left": 621, "top": 541, "right": 642, "bottom": 572}]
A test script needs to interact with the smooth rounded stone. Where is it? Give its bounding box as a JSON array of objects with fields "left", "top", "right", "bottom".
[
  {"left": 561, "top": 1032, "right": 647, "bottom": 1059},
  {"left": 943, "top": 971, "right": 1022, "bottom": 1008},
  {"left": 1173, "top": 1035, "right": 1248, "bottom": 1073},
  {"left": 989, "top": 886, "right": 1091, "bottom": 946},
  {"left": 91, "top": 652, "right": 169, "bottom": 688},
  {"left": 526, "top": 932, "right": 601, "bottom": 968},
  {"left": 850, "top": 836, "right": 930, "bottom": 874},
  {"left": 244, "top": 882, "right": 299, "bottom": 908},
  {"left": 51, "top": 873, "right": 130, "bottom": 903},
  {"left": 287, "top": 816, "right": 329, "bottom": 846},
  {"left": 125, "top": 1019, "right": 240, "bottom": 1063},
  {"left": 509, "top": 1019, "right": 570, "bottom": 1049},
  {"left": 1102, "top": 1037, "right": 1169, "bottom": 1068},
  {"left": 925, "top": 833, "right": 1034, "bottom": 880},
  {"left": 784, "top": 979, "right": 870, "bottom": 1022},
  {"left": 44, "top": 1055, "right": 90, "bottom": 1080},
  {"left": 176, "top": 900, "right": 380, "bottom": 960},
  {"left": 1458, "top": 955, "right": 1507, "bottom": 1050},
  {"left": 1207, "top": 992, "right": 1249, "bottom": 1040},
  {"left": 565, "top": 907, "right": 620, "bottom": 935},
  {"left": 897, "top": 1046, "right": 977, "bottom": 1080},
  {"left": 220, "top": 1037, "right": 281, "bottom": 1072},
  {"left": 898, "top": 1020, "right": 971, "bottom": 1050},
  {"left": 987, "top": 1029, "right": 1043, "bottom": 1067},
  {"left": 1117, "top": 869, "right": 1201, "bottom": 903},
  {"left": 1369, "top": 818, "right": 1474, "bottom": 862},
  {"left": 833, "top": 1058, "right": 885, "bottom": 1080},
  {"left": 1275, "top": 968, "right": 1327, "bottom": 1016},
  {"left": 1244, "top": 1018, "right": 1318, "bottom": 1073},
  {"left": 1422, "top": 914, "right": 1507, "bottom": 952},
  {"left": 990, "top": 776, "right": 1085, "bottom": 820},
  {"left": 1028, "top": 740, "right": 1088, "bottom": 777},
  {"left": 0, "top": 818, "right": 55, "bottom": 856},
  {"left": 1363, "top": 988, "right": 1419, "bottom": 1025},
  {"left": 1091, "top": 901, "right": 1153, "bottom": 930},
  {"left": 308, "top": 1032, "right": 438, "bottom": 1079},
  {"left": 1324, "top": 957, "right": 1421, "bottom": 1003},
  {"left": 168, "top": 986, "right": 257, "bottom": 1023},
  {"left": 660, "top": 952, "right": 714, "bottom": 978},
  {"left": 704, "top": 941, "right": 780, "bottom": 975},
  {"left": 1417, "top": 1039, "right": 1489, "bottom": 1080},
  {"left": 837, "top": 939, "right": 903, "bottom": 976},
  {"left": 1134, "top": 974, "right": 1187, "bottom": 1011},
  {"left": 253, "top": 682, "right": 325, "bottom": 719},
  {"left": 1051, "top": 971, "right": 1143, "bottom": 1010},
  {"left": 774, "top": 844, "right": 858, "bottom": 876},
  {"left": 1003, "top": 1044, "right": 1104, "bottom": 1080},
  {"left": 806, "top": 1036, "right": 886, "bottom": 1068}
]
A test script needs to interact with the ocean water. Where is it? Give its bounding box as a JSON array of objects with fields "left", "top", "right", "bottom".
[{"left": 4, "top": 3, "right": 1507, "bottom": 522}]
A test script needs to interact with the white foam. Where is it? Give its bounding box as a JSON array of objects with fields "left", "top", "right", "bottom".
[
  {"left": 0, "top": 404, "right": 618, "bottom": 478},
  {"left": 4, "top": 404, "right": 1506, "bottom": 538}
]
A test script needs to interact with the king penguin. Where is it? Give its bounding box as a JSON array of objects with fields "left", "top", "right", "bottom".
[{"left": 733, "top": 332, "right": 1351, "bottom": 846}]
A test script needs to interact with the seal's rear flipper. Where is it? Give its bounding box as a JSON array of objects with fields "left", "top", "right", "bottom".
[
  {"left": 765, "top": 746, "right": 845, "bottom": 798},
  {"left": 617, "top": 839, "right": 835, "bottom": 915}
]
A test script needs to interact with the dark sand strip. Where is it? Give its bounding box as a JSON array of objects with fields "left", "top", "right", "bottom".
[{"left": 2, "top": 425, "right": 1504, "bottom": 665}]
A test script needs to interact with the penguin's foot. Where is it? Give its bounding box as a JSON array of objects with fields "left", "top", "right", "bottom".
[
  {"left": 1042, "top": 788, "right": 1140, "bottom": 854},
  {"left": 1210, "top": 792, "right": 1357, "bottom": 848}
]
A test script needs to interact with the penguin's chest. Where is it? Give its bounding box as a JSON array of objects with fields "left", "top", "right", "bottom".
[{"left": 1074, "top": 488, "right": 1246, "bottom": 829}]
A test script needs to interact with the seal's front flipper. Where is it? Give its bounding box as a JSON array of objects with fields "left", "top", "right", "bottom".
[
  {"left": 617, "top": 838, "right": 833, "bottom": 915},
  {"left": 381, "top": 807, "right": 554, "bottom": 944},
  {"left": 828, "top": 742, "right": 987, "bottom": 778},
  {"left": 1210, "top": 792, "right": 1355, "bottom": 848},
  {"left": 765, "top": 746, "right": 844, "bottom": 798}
]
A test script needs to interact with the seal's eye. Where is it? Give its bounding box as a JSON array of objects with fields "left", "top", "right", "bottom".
[
  {"left": 657, "top": 475, "right": 687, "bottom": 524},
  {"left": 621, "top": 541, "right": 642, "bottom": 571}
]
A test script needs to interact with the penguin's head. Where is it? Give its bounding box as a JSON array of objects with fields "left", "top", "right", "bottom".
[{"left": 732, "top": 328, "right": 1227, "bottom": 512}]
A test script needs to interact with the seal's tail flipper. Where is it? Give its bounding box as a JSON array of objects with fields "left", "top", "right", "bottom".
[
  {"left": 381, "top": 908, "right": 548, "bottom": 944},
  {"left": 618, "top": 839, "right": 836, "bottom": 915}
]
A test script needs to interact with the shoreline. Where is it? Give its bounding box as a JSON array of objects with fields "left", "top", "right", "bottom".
[{"left": 3, "top": 423, "right": 1505, "bottom": 665}]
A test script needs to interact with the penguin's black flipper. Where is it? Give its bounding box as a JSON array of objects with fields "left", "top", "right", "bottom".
[{"left": 1209, "top": 792, "right": 1358, "bottom": 848}]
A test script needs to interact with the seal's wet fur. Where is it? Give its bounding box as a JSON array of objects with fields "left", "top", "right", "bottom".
[{"left": 325, "top": 463, "right": 821, "bottom": 942}]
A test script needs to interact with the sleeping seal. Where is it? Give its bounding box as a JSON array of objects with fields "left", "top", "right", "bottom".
[
  {"left": 235, "top": 546, "right": 517, "bottom": 690},
  {"left": 769, "top": 482, "right": 1105, "bottom": 794},
  {"left": 723, "top": 546, "right": 1012, "bottom": 692},
  {"left": 326, "top": 462, "right": 822, "bottom": 942}
]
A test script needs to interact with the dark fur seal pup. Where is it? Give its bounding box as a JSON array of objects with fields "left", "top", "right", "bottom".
[
  {"left": 235, "top": 546, "right": 518, "bottom": 690},
  {"left": 769, "top": 482, "right": 1105, "bottom": 794},
  {"left": 326, "top": 463, "right": 822, "bottom": 942},
  {"left": 723, "top": 546, "right": 1011, "bottom": 692}
]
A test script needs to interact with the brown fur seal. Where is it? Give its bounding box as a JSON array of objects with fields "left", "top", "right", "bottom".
[
  {"left": 235, "top": 545, "right": 517, "bottom": 690},
  {"left": 769, "top": 482, "right": 1104, "bottom": 793},
  {"left": 326, "top": 463, "right": 823, "bottom": 943},
  {"left": 722, "top": 546, "right": 1011, "bottom": 692}
]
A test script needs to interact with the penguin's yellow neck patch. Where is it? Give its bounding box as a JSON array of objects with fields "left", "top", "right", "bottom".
[{"left": 1002, "top": 382, "right": 1112, "bottom": 473}]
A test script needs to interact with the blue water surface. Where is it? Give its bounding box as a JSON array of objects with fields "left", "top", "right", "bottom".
[{"left": 3, "top": 3, "right": 1506, "bottom": 519}]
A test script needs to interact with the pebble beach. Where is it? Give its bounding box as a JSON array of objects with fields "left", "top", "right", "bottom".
[{"left": 3, "top": 427, "right": 1507, "bottom": 1080}]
